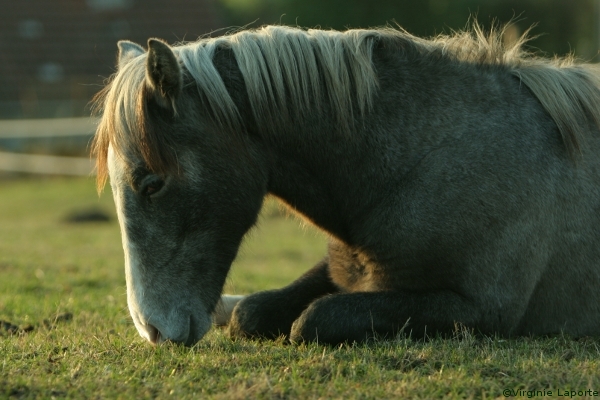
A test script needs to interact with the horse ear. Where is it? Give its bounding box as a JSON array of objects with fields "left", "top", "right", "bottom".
[
  {"left": 146, "top": 38, "right": 182, "bottom": 109},
  {"left": 117, "top": 40, "right": 145, "bottom": 68}
]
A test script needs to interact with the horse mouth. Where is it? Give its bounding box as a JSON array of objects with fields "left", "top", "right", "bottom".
[
  {"left": 184, "top": 314, "right": 198, "bottom": 346},
  {"left": 144, "top": 314, "right": 205, "bottom": 346},
  {"left": 147, "top": 323, "right": 161, "bottom": 344}
]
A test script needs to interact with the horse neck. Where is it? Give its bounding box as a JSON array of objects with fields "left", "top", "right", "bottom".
[
  {"left": 207, "top": 46, "right": 363, "bottom": 240},
  {"left": 211, "top": 39, "right": 453, "bottom": 244},
  {"left": 262, "top": 116, "right": 373, "bottom": 243},
  {"left": 256, "top": 46, "right": 492, "bottom": 243}
]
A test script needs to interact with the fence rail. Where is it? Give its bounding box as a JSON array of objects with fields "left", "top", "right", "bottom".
[
  {"left": 0, "top": 117, "right": 97, "bottom": 139},
  {"left": 0, "top": 117, "right": 96, "bottom": 176},
  {"left": 0, "top": 151, "right": 94, "bottom": 176}
]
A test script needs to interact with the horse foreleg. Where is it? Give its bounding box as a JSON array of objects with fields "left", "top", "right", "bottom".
[
  {"left": 228, "top": 258, "right": 339, "bottom": 339},
  {"left": 289, "top": 290, "right": 480, "bottom": 345}
]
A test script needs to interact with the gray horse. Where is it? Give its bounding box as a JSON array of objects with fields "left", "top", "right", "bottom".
[{"left": 92, "top": 23, "right": 600, "bottom": 346}]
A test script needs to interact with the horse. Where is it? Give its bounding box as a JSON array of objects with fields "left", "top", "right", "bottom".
[{"left": 92, "top": 23, "right": 600, "bottom": 346}]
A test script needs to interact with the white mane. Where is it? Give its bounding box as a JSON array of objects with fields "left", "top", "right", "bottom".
[{"left": 174, "top": 25, "right": 382, "bottom": 134}]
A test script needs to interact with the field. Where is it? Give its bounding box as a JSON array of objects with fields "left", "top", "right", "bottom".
[{"left": 1, "top": 177, "right": 599, "bottom": 399}]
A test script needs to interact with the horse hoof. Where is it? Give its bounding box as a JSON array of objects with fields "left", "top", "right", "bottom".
[
  {"left": 289, "top": 305, "right": 321, "bottom": 344},
  {"left": 227, "top": 297, "right": 263, "bottom": 339},
  {"left": 227, "top": 290, "right": 298, "bottom": 340}
]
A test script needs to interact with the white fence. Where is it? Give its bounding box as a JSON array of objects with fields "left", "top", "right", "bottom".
[{"left": 0, "top": 117, "right": 96, "bottom": 176}]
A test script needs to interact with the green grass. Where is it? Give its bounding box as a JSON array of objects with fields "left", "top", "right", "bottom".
[{"left": 1, "top": 177, "right": 599, "bottom": 399}]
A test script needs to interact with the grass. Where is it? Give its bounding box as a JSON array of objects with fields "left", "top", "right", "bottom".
[{"left": 1, "top": 177, "right": 599, "bottom": 399}]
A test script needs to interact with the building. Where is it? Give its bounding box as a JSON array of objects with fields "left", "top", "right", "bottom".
[{"left": 0, "top": 0, "right": 223, "bottom": 119}]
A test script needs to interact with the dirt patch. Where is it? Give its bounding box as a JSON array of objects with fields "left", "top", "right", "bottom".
[
  {"left": 0, "top": 320, "right": 33, "bottom": 335},
  {"left": 0, "top": 312, "right": 73, "bottom": 336},
  {"left": 63, "top": 208, "right": 111, "bottom": 223}
]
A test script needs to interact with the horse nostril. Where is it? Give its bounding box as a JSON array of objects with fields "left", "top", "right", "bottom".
[{"left": 147, "top": 323, "right": 161, "bottom": 344}]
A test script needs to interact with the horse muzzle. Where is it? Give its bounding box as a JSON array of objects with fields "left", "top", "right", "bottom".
[{"left": 131, "top": 308, "right": 212, "bottom": 346}]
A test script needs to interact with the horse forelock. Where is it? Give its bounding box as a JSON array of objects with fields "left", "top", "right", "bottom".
[
  {"left": 92, "top": 57, "right": 141, "bottom": 192},
  {"left": 92, "top": 54, "right": 177, "bottom": 192}
]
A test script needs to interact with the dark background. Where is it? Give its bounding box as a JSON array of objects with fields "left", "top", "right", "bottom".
[
  {"left": 220, "top": 0, "right": 598, "bottom": 59},
  {"left": 1, "top": 0, "right": 598, "bottom": 119}
]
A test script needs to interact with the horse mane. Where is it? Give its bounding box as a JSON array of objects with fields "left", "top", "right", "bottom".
[
  {"left": 423, "top": 23, "right": 600, "bottom": 157},
  {"left": 92, "top": 22, "right": 600, "bottom": 191}
]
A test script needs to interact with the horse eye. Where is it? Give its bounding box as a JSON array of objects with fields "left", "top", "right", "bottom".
[{"left": 140, "top": 176, "right": 165, "bottom": 197}]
